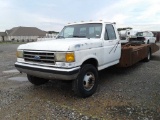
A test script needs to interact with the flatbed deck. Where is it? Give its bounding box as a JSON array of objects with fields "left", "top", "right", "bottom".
[{"left": 118, "top": 43, "right": 159, "bottom": 67}]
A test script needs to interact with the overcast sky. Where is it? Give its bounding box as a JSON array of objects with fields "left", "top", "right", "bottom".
[{"left": 0, "top": 0, "right": 160, "bottom": 32}]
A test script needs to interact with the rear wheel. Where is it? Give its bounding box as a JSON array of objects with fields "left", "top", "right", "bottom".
[
  {"left": 143, "top": 49, "right": 151, "bottom": 62},
  {"left": 27, "top": 75, "right": 49, "bottom": 85},
  {"left": 72, "top": 64, "right": 99, "bottom": 98}
]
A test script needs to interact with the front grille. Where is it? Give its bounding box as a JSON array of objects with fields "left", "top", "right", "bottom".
[{"left": 24, "top": 51, "right": 55, "bottom": 64}]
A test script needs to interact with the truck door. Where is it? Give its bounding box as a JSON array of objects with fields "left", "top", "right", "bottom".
[{"left": 103, "top": 24, "right": 121, "bottom": 65}]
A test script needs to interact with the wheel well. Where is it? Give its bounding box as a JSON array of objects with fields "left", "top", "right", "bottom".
[{"left": 82, "top": 58, "right": 98, "bottom": 68}]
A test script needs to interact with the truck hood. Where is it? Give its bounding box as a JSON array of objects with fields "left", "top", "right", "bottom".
[{"left": 18, "top": 38, "right": 103, "bottom": 51}]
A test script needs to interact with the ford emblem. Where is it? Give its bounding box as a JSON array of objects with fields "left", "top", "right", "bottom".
[{"left": 34, "top": 55, "right": 40, "bottom": 60}]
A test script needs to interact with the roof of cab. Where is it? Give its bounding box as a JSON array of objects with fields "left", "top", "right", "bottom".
[{"left": 66, "top": 21, "right": 114, "bottom": 26}]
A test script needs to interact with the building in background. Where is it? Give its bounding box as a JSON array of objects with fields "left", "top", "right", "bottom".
[
  {"left": 0, "top": 32, "right": 7, "bottom": 42},
  {"left": 0, "top": 26, "right": 46, "bottom": 42},
  {"left": 37, "top": 31, "right": 59, "bottom": 41},
  {"left": 46, "top": 31, "right": 59, "bottom": 38},
  {"left": 152, "top": 31, "right": 160, "bottom": 42}
]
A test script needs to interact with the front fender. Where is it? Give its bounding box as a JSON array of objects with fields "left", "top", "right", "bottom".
[{"left": 79, "top": 54, "right": 99, "bottom": 66}]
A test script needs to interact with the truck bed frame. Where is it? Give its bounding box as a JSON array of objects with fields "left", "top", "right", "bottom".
[{"left": 118, "top": 43, "right": 159, "bottom": 67}]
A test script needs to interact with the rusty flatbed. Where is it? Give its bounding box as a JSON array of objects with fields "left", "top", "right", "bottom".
[{"left": 118, "top": 43, "right": 159, "bottom": 67}]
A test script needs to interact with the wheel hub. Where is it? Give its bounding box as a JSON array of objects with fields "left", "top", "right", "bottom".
[{"left": 83, "top": 72, "right": 95, "bottom": 91}]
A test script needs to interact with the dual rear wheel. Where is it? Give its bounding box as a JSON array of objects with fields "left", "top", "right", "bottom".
[{"left": 143, "top": 49, "right": 151, "bottom": 62}]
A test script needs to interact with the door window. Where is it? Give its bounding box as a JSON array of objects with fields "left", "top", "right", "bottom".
[{"left": 104, "top": 24, "right": 116, "bottom": 40}]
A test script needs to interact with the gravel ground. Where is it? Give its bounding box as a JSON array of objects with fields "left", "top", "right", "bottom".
[{"left": 0, "top": 42, "right": 160, "bottom": 120}]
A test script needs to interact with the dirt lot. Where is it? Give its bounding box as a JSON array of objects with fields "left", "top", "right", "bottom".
[{"left": 0, "top": 42, "right": 160, "bottom": 120}]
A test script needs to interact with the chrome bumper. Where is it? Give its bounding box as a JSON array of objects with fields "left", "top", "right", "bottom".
[{"left": 15, "top": 62, "right": 80, "bottom": 80}]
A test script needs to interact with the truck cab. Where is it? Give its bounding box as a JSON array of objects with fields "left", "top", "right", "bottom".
[{"left": 15, "top": 21, "right": 121, "bottom": 97}]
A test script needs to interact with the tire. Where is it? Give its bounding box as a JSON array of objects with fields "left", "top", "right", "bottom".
[
  {"left": 27, "top": 75, "right": 49, "bottom": 85},
  {"left": 72, "top": 64, "right": 99, "bottom": 98},
  {"left": 143, "top": 49, "right": 151, "bottom": 62}
]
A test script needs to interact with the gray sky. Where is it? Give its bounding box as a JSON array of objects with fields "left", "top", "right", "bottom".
[{"left": 0, "top": 0, "right": 160, "bottom": 32}]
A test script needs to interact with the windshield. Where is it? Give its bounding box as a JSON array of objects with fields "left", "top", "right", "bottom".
[
  {"left": 136, "top": 32, "right": 143, "bottom": 36},
  {"left": 57, "top": 23, "right": 102, "bottom": 39}
]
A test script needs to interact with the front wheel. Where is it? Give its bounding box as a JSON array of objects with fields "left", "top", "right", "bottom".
[
  {"left": 72, "top": 64, "right": 99, "bottom": 98},
  {"left": 27, "top": 75, "right": 49, "bottom": 85}
]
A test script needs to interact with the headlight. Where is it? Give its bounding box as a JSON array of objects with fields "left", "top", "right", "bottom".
[
  {"left": 16, "top": 50, "right": 23, "bottom": 58},
  {"left": 55, "top": 53, "right": 66, "bottom": 62},
  {"left": 55, "top": 52, "right": 75, "bottom": 62}
]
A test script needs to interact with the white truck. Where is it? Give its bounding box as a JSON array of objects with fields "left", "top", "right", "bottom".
[
  {"left": 15, "top": 21, "right": 159, "bottom": 97},
  {"left": 136, "top": 31, "right": 156, "bottom": 44},
  {"left": 119, "top": 30, "right": 156, "bottom": 44}
]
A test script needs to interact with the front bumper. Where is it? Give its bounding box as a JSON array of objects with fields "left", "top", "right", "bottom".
[{"left": 15, "top": 62, "right": 80, "bottom": 80}]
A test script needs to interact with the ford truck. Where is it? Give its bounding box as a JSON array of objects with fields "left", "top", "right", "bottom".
[{"left": 15, "top": 21, "right": 159, "bottom": 97}]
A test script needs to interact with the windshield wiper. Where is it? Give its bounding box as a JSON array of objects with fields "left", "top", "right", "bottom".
[
  {"left": 73, "top": 35, "right": 86, "bottom": 38},
  {"left": 57, "top": 36, "right": 65, "bottom": 39}
]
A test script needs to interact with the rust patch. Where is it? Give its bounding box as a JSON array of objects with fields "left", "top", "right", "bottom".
[{"left": 117, "top": 44, "right": 159, "bottom": 67}]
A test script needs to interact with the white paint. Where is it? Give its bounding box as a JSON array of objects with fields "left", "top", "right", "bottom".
[{"left": 18, "top": 38, "right": 103, "bottom": 51}]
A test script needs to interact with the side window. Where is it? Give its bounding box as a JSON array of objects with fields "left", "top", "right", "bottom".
[{"left": 105, "top": 24, "right": 116, "bottom": 40}]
